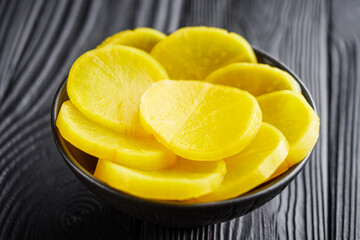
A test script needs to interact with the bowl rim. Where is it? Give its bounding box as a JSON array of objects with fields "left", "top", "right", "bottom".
[{"left": 50, "top": 47, "right": 317, "bottom": 209}]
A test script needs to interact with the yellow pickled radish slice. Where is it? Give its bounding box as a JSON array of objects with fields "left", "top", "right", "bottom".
[
  {"left": 94, "top": 158, "right": 226, "bottom": 200},
  {"left": 150, "top": 26, "right": 256, "bottom": 80},
  {"left": 67, "top": 46, "right": 168, "bottom": 136},
  {"left": 257, "top": 90, "right": 319, "bottom": 166},
  {"left": 97, "top": 27, "right": 166, "bottom": 53},
  {"left": 56, "top": 101, "right": 176, "bottom": 170},
  {"left": 193, "top": 123, "right": 289, "bottom": 202},
  {"left": 270, "top": 161, "right": 289, "bottom": 179},
  {"left": 139, "top": 80, "right": 262, "bottom": 161},
  {"left": 205, "top": 63, "right": 301, "bottom": 96}
]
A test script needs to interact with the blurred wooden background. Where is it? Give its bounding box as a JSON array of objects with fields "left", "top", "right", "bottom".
[{"left": 0, "top": 0, "right": 359, "bottom": 239}]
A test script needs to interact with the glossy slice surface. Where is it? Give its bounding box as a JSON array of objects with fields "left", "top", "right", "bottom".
[
  {"left": 257, "top": 90, "right": 319, "bottom": 166},
  {"left": 67, "top": 46, "right": 168, "bottom": 136},
  {"left": 269, "top": 161, "right": 289, "bottom": 179},
  {"left": 151, "top": 26, "right": 256, "bottom": 80},
  {"left": 205, "top": 63, "right": 301, "bottom": 96},
  {"left": 97, "top": 28, "right": 166, "bottom": 53},
  {"left": 56, "top": 101, "right": 176, "bottom": 170},
  {"left": 194, "top": 123, "right": 289, "bottom": 202},
  {"left": 94, "top": 158, "right": 226, "bottom": 200},
  {"left": 140, "top": 80, "right": 262, "bottom": 160}
]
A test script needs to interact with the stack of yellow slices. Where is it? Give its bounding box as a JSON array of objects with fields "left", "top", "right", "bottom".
[{"left": 56, "top": 26, "right": 320, "bottom": 202}]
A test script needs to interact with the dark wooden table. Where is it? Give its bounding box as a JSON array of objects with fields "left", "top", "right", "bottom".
[{"left": 0, "top": 0, "right": 359, "bottom": 239}]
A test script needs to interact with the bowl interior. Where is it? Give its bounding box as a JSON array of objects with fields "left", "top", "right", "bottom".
[{"left": 51, "top": 47, "right": 316, "bottom": 209}]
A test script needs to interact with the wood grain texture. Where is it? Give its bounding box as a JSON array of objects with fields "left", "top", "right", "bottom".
[
  {"left": 0, "top": 0, "right": 357, "bottom": 239},
  {"left": 329, "top": 0, "right": 360, "bottom": 239}
]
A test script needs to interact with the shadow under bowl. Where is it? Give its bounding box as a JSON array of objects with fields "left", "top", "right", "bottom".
[{"left": 50, "top": 47, "right": 317, "bottom": 228}]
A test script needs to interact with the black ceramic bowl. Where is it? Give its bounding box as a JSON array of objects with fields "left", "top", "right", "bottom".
[{"left": 51, "top": 48, "right": 317, "bottom": 228}]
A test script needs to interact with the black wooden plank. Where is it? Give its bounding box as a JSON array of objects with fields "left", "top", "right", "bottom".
[
  {"left": 0, "top": 0, "right": 331, "bottom": 239},
  {"left": 328, "top": 0, "right": 360, "bottom": 239}
]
